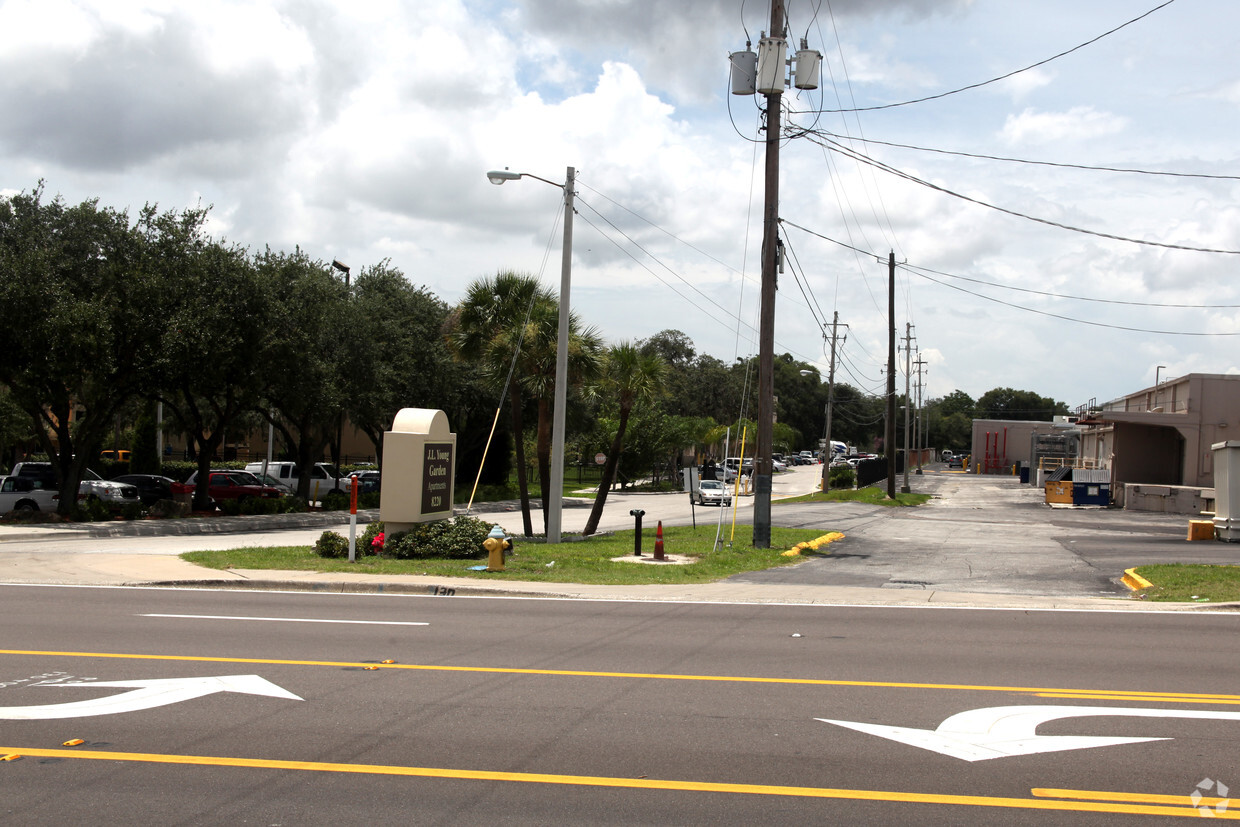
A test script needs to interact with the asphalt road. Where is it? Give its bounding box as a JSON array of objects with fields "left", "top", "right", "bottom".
[
  {"left": 733, "top": 470, "right": 1233, "bottom": 598},
  {"left": 4, "top": 584, "right": 1240, "bottom": 824}
]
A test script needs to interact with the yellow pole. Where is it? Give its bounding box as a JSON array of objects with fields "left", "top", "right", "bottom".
[
  {"left": 467, "top": 407, "right": 504, "bottom": 512},
  {"left": 729, "top": 426, "right": 749, "bottom": 542}
]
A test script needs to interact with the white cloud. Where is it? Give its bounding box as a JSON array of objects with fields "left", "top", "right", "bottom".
[
  {"left": 3, "top": 0, "right": 1239, "bottom": 408},
  {"left": 999, "top": 106, "right": 1127, "bottom": 144}
]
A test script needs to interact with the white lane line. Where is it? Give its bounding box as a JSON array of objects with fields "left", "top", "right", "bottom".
[{"left": 141, "top": 614, "right": 428, "bottom": 626}]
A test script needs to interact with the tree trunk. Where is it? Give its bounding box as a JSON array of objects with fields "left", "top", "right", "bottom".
[
  {"left": 509, "top": 389, "right": 533, "bottom": 536},
  {"left": 536, "top": 397, "right": 552, "bottom": 535},
  {"left": 581, "top": 407, "right": 631, "bottom": 536}
]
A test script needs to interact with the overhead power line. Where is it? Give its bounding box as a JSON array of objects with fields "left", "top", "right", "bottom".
[
  {"left": 803, "top": 134, "right": 1240, "bottom": 255},
  {"left": 779, "top": 219, "right": 1240, "bottom": 337},
  {"left": 790, "top": 0, "right": 1178, "bottom": 115},
  {"left": 806, "top": 129, "right": 1240, "bottom": 182}
]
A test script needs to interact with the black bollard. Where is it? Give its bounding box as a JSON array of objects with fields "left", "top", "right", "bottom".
[{"left": 629, "top": 509, "right": 646, "bottom": 556}]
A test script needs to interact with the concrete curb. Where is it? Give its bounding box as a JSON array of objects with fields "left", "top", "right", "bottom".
[{"left": 1122, "top": 567, "right": 1154, "bottom": 592}]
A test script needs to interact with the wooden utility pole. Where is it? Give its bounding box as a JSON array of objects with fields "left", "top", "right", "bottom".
[
  {"left": 914, "top": 353, "right": 927, "bottom": 474},
  {"left": 901, "top": 322, "right": 913, "bottom": 494},
  {"left": 821, "top": 311, "right": 844, "bottom": 492},
  {"left": 754, "top": 0, "right": 785, "bottom": 548},
  {"left": 886, "top": 251, "right": 897, "bottom": 500}
]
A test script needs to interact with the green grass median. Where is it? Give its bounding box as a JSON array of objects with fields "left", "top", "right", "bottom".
[
  {"left": 777, "top": 488, "right": 931, "bottom": 506},
  {"left": 181, "top": 525, "right": 837, "bottom": 586},
  {"left": 1131, "top": 564, "right": 1240, "bottom": 603}
]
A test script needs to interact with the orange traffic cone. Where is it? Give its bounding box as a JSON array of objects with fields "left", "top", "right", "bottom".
[{"left": 654, "top": 521, "right": 665, "bottom": 561}]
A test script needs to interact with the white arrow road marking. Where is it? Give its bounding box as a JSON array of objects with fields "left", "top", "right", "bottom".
[
  {"left": 0, "top": 675, "right": 302, "bottom": 721},
  {"left": 816, "top": 705, "right": 1240, "bottom": 762}
]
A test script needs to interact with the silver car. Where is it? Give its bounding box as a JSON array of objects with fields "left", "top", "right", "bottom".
[{"left": 696, "top": 479, "right": 733, "bottom": 507}]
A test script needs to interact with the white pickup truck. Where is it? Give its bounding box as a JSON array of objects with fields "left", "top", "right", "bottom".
[
  {"left": 8, "top": 462, "right": 140, "bottom": 509},
  {"left": 0, "top": 476, "right": 61, "bottom": 513}
]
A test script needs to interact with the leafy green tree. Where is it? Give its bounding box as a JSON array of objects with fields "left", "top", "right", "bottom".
[
  {"left": 976, "top": 387, "right": 1068, "bottom": 421},
  {"left": 255, "top": 247, "right": 351, "bottom": 501},
  {"left": 346, "top": 263, "right": 461, "bottom": 456},
  {"left": 638, "top": 329, "right": 695, "bottom": 366},
  {"left": 155, "top": 232, "right": 273, "bottom": 510},
  {"left": 0, "top": 385, "right": 35, "bottom": 471},
  {"left": 0, "top": 185, "right": 167, "bottom": 514},
  {"left": 674, "top": 353, "right": 745, "bottom": 423},
  {"left": 938, "top": 390, "right": 975, "bottom": 419},
  {"left": 582, "top": 343, "right": 666, "bottom": 536},
  {"left": 829, "top": 384, "right": 885, "bottom": 451}
]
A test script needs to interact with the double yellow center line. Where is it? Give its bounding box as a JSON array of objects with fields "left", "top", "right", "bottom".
[{"left": 3, "top": 648, "right": 1237, "bottom": 818}]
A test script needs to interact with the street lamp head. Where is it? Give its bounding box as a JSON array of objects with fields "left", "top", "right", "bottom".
[
  {"left": 799, "top": 369, "right": 816, "bottom": 377},
  {"left": 331, "top": 259, "right": 350, "bottom": 274},
  {"left": 487, "top": 169, "right": 521, "bottom": 185}
]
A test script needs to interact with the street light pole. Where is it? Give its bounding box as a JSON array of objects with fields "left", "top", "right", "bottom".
[
  {"left": 332, "top": 259, "right": 350, "bottom": 488},
  {"left": 548, "top": 166, "right": 574, "bottom": 544},
  {"left": 486, "top": 166, "right": 574, "bottom": 544}
]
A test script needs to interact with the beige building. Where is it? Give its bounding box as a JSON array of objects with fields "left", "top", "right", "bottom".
[
  {"left": 969, "top": 419, "right": 1077, "bottom": 475},
  {"left": 1077, "top": 373, "right": 1240, "bottom": 491}
]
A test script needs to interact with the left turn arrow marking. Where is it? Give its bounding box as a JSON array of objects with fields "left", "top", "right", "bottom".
[
  {"left": 0, "top": 675, "right": 302, "bottom": 720},
  {"left": 817, "top": 705, "right": 1240, "bottom": 762}
]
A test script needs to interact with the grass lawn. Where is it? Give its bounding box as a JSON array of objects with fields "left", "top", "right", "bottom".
[
  {"left": 181, "top": 525, "right": 838, "bottom": 586},
  {"left": 1131, "top": 564, "right": 1240, "bottom": 603},
  {"left": 777, "top": 487, "right": 932, "bottom": 507}
]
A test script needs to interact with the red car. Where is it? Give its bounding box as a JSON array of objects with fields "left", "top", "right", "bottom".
[{"left": 175, "top": 470, "right": 284, "bottom": 505}]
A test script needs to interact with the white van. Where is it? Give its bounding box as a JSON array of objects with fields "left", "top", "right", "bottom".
[
  {"left": 722, "top": 457, "right": 753, "bottom": 481},
  {"left": 244, "top": 461, "right": 344, "bottom": 497}
]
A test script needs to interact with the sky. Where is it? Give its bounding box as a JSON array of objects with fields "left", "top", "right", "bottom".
[{"left": 2, "top": 0, "right": 1237, "bottom": 412}]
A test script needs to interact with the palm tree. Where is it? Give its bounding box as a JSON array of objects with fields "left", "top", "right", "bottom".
[
  {"left": 582, "top": 343, "right": 667, "bottom": 536},
  {"left": 447, "top": 272, "right": 552, "bottom": 536},
  {"left": 519, "top": 299, "right": 604, "bottom": 532},
  {"left": 448, "top": 271, "right": 603, "bottom": 536}
]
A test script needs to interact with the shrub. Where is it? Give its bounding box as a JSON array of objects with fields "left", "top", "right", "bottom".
[
  {"left": 829, "top": 466, "right": 856, "bottom": 489},
  {"left": 239, "top": 496, "right": 287, "bottom": 516},
  {"left": 280, "top": 496, "right": 310, "bottom": 513},
  {"left": 218, "top": 498, "right": 242, "bottom": 516},
  {"left": 361, "top": 521, "right": 384, "bottom": 555},
  {"left": 314, "top": 531, "right": 350, "bottom": 559},
  {"left": 320, "top": 490, "right": 351, "bottom": 511},
  {"left": 385, "top": 517, "right": 494, "bottom": 560},
  {"left": 120, "top": 501, "right": 145, "bottom": 521},
  {"left": 75, "top": 497, "right": 114, "bottom": 523}
]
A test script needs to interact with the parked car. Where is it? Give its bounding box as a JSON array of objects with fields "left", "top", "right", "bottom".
[
  {"left": 695, "top": 479, "right": 733, "bottom": 507},
  {"left": 347, "top": 470, "right": 381, "bottom": 494},
  {"left": 112, "top": 474, "right": 176, "bottom": 506},
  {"left": 0, "top": 475, "right": 61, "bottom": 513},
  {"left": 10, "top": 462, "right": 139, "bottom": 508},
  {"left": 244, "top": 461, "right": 345, "bottom": 497},
  {"left": 771, "top": 456, "right": 787, "bottom": 472},
  {"left": 248, "top": 471, "right": 295, "bottom": 494},
  {"left": 948, "top": 454, "right": 966, "bottom": 469},
  {"left": 180, "top": 470, "right": 284, "bottom": 504},
  {"left": 798, "top": 451, "right": 816, "bottom": 464}
]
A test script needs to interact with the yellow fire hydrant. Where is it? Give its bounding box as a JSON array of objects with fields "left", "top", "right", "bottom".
[{"left": 483, "top": 525, "right": 510, "bottom": 572}]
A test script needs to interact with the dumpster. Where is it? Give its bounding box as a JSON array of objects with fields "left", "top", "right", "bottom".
[
  {"left": 1072, "top": 482, "right": 1110, "bottom": 506},
  {"left": 1019, "top": 464, "right": 1030, "bottom": 484},
  {"left": 1045, "top": 480, "right": 1073, "bottom": 504}
]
